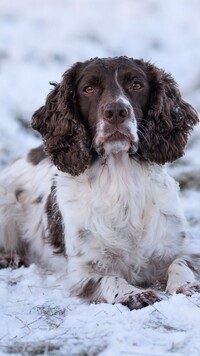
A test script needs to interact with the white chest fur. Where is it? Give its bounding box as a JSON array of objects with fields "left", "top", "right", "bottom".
[{"left": 56, "top": 154, "right": 186, "bottom": 284}]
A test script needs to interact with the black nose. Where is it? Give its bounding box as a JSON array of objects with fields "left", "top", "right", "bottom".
[{"left": 104, "top": 102, "right": 130, "bottom": 123}]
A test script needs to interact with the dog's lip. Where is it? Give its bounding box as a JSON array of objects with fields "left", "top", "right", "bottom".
[
  {"left": 105, "top": 130, "right": 139, "bottom": 152},
  {"left": 105, "top": 131, "right": 129, "bottom": 142},
  {"left": 95, "top": 125, "right": 139, "bottom": 154},
  {"left": 96, "top": 129, "right": 138, "bottom": 147}
]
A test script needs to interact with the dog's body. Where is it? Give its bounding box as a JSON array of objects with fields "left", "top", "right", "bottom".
[{"left": 0, "top": 57, "right": 199, "bottom": 309}]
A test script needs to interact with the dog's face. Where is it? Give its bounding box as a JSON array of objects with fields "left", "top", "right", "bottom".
[
  {"left": 32, "top": 56, "right": 199, "bottom": 175},
  {"left": 76, "top": 58, "right": 151, "bottom": 160}
]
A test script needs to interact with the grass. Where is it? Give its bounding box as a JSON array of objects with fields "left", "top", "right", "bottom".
[{"left": 4, "top": 342, "right": 60, "bottom": 355}]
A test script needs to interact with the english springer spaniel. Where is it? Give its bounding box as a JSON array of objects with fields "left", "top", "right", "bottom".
[{"left": 0, "top": 57, "right": 199, "bottom": 309}]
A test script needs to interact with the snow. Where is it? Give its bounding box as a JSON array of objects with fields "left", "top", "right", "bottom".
[{"left": 0, "top": 0, "right": 200, "bottom": 354}]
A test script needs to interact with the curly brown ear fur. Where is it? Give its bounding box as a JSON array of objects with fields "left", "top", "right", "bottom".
[
  {"left": 32, "top": 62, "right": 92, "bottom": 176},
  {"left": 138, "top": 63, "right": 199, "bottom": 164}
]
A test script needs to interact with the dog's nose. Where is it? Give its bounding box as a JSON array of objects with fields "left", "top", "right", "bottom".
[{"left": 104, "top": 102, "right": 130, "bottom": 123}]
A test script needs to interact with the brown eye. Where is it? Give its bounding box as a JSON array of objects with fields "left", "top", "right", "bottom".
[
  {"left": 84, "top": 86, "right": 95, "bottom": 94},
  {"left": 132, "top": 82, "right": 142, "bottom": 90}
]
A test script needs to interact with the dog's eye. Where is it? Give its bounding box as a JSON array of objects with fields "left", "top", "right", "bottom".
[
  {"left": 131, "top": 82, "right": 142, "bottom": 90},
  {"left": 84, "top": 86, "right": 95, "bottom": 94}
]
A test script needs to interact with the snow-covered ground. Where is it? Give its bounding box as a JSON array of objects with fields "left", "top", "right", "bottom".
[{"left": 0, "top": 0, "right": 200, "bottom": 355}]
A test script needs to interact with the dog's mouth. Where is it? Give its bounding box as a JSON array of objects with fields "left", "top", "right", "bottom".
[
  {"left": 104, "top": 131, "right": 129, "bottom": 142},
  {"left": 95, "top": 129, "right": 138, "bottom": 162}
]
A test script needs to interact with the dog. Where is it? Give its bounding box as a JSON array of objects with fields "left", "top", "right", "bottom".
[{"left": 0, "top": 56, "right": 199, "bottom": 309}]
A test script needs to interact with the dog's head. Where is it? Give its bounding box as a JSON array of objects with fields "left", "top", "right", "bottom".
[{"left": 32, "top": 57, "right": 199, "bottom": 175}]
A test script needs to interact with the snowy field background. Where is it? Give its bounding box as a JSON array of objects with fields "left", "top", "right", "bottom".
[{"left": 0, "top": 0, "right": 200, "bottom": 355}]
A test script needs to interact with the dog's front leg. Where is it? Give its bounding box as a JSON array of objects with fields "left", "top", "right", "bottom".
[
  {"left": 98, "top": 275, "right": 161, "bottom": 309},
  {"left": 166, "top": 257, "right": 200, "bottom": 296},
  {"left": 67, "top": 259, "right": 161, "bottom": 310}
]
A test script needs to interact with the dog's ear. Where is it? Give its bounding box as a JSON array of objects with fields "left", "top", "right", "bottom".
[
  {"left": 138, "top": 63, "right": 199, "bottom": 164},
  {"left": 32, "top": 62, "right": 92, "bottom": 176}
]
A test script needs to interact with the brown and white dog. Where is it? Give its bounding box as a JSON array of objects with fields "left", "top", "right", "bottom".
[{"left": 0, "top": 57, "right": 199, "bottom": 309}]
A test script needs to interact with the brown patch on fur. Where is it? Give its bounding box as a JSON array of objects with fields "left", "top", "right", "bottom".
[
  {"left": 78, "top": 229, "right": 92, "bottom": 240},
  {"left": 78, "top": 277, "right": 102, "bottom": 298},
  {"left": 45, "top": 184, "right": 65, "bottom": 255},
  {"left": 15, "top": 189, "right": 25, "bottom": 202},
  {"left": 179, "top": 231, "right": 186, "bottom": 239},
  {"left": 186, "top": 254, "right": 200, "bottom": 273},
  {"left": 31, "top": 194, "right": 43, "bottom": 204},
  {"left": 138, "top": 62, "right": 199, "bottom": 164},
  {"left": 27, "top": 145, "right": 47, "bottom": 165},
  {"left": 31, "top": 64, "right": 92, "bottom": 176}
]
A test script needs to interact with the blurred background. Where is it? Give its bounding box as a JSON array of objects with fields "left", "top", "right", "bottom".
[{"left": 0, "top": 0, "right": 200, "bottom": 231}]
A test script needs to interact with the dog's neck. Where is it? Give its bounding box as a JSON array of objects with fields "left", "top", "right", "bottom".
[{"left": 86, "top": 151, "right": 148, "bottom": 190}]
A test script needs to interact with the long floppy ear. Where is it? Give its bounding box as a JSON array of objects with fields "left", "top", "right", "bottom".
[
  {"left": 32, "top": 62, "right": 92, "bottom": 176},
  {"left": 138, "top": 63, "right": 199, "bottom": 164}
]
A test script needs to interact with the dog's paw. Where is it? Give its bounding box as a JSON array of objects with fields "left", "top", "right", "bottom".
[
  {"left": 176, "top": 282, "right": 200, "bottom": 296},
  {"left": 0, "top": 253, "right": 29, "bottom": 269},
  {"left": 120, "top": 290, "right": 161, "bottom": 310}
]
